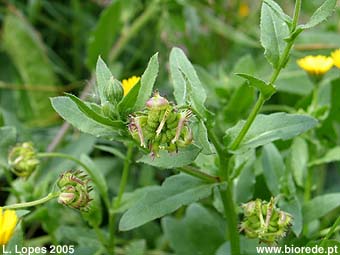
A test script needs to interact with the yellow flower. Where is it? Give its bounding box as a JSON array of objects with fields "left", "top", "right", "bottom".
[
  {"left": 0, "top": 208, "right": 18, "bottom": 245},
  {"left": 238, "top": 2, "right": 250, "bottom": 18},
  {"left": 331, "top": 49, "right": 340, "bottom": 69},
  {"left": 297, "top": 55, "right": 333, "bottom": 76},
  {"left": 121, "top": 76, "right": 140, "bottom": 96}
]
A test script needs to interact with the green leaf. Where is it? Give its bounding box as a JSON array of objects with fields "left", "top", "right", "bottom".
[
  {"left": 51, "top": 96, "right": 122, "bottom": 139},
  {"left": 125, "top": 240, "right": 146, "bottom": 255},
  {"left": 309, "top": 146, "right": 340, "bottom": 166},
  {"left": 262, "top": 143, "right": 285, "bottom": 196},
  {"left": 235, "top": 151, "right": 256, "bottom": 204},
  {"left": 137, "top": 144, "right": 201, "bottom": 169},
  {"left": 225, "top": 113, "right": 318, "bottom": 152},
  {"left": 113, "top": 186, "right": 159, "bottom": 214},
  {"left": 263, "top": 0, "right": 292, "bottom": 25},
  {"left": 2, "top": 11, "right": 59, "bottom": 126},
  {"left": 82, "top": 191, "right": 103, "bottom": 228},
  {"left": 279, "top": 196, "right": 302, "bottom": 236},
  {"left": 303, "top": 193, "right": 340, "bottom": 223},
  {"left": 303, "top": 240, "right": 340, "bottom": 255},
  {"left": 300, "top": 0, "right": 337, "bottom": 30},
  {"left": 119, "top": 174, "right": 220, "bottom": 231},
  {"left": 134, "top": 53, "right": 159, "bottom": 111},
  {"left": 260, "top": 2, "right": 289, "bottom": 68},
  {"left": 66, "top": 93, "right": 123, "bottom": 129},
  {"left": 201, "top": 12, "right": 259, "bottom": 48},
  {"left": 235, "top": 73, "right": 276, "bottom": 100},
  {"left": 80, "top": 154, "right": 108, "bottom": 206},
  {"left": 192, "top": 120, "right": 213, "bottom": 154},
  {"left": 0, "top": 126, "right": 16, "bottom": 167},
  {"left": 86, "top": 1, "right": 122, "bottom": 68},
  {"left": 170, "top": 47, "right": 208, "bottom": 118},
  {"left": 94, "top": 145, "right": 125, "bottom": 160},
  {"left": 162, "top": 203, "right": 225, "bottom": 255},
  {"left": 118, "top": 82, "right": 141, "bottom": 116},
  {"left": 96, "top": 56, "right": 113, "bottom": 104},
  {"left": 289, "top": 137, "right": 308, "bottom": 187}
]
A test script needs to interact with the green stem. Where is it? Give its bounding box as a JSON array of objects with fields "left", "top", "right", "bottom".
[
  {"left": 3, "top": 192, "right": 60, "bottom": 210},
  {"left": 229, "top": 95, "right": 265, "bottom": 151},
  {"left": 229, "top": 0, "right": 302, "bottom": 152},
  {"left": 261, "top": 104, "right": 295, "bottom": 113},
  {"left": 109, "top": 1, "right": 159, "bottom": 62},
  {"left": 108, "top": 144, "right": 134, "bottom": 255},
  {"left": 291, "top": 0, "right": 302, "bottom": 31},
  {"left": 220, "top": 185, "right": 240, "bottom": 254},
  {"left": 177, "top": 166, "right": 220, "bottom": 183},
  {"left": 114, "top": 145, "right": 134, "bottom": 208},
  {"left": 322, "top": 215, "right": 340, "bottom": 243},
  {"left": 206, "top": 125, "right": 240, "bottom": 254},
  {"left": 37, "top": 152, "right": 111, "bottom": 251}
]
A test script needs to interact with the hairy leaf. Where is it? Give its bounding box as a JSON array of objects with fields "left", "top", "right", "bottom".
[
  {"left": 225, "top": 113, "right": 318, "bottom": 152},
  {"left": 119, "top": 174, "right": 220, "bottom": 231},
  {"left": 260, "top": 2, "right": 289, "bottom": 68}
]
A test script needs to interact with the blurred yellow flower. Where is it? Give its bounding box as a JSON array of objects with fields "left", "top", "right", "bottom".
[
  {"left": 331, "top": 49, "right": 340, "bottom": 69},
  {"left": 121, "top": 76, "right": 140, "bottom": 96},
  {"left": 0, "top": 208, "right": 18, "bottom": 245},
  {"left": 238, "top": 2, "right": 250, "bottom": 18},
  {"left": 297, "top": 55, "right": 333, "bottom": 76}
]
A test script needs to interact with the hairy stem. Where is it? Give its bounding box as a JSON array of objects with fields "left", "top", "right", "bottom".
[
  {"left": 3, "top": 192, "right": 60, "bottom": 210},
  {"left": 177, "top": 166, "right": 220, "bottom": 183},
  {"left": 108, "top": 144, "right": 134, "bottom": 255}
]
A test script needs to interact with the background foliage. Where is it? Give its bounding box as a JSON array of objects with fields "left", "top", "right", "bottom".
[{"left": 1, "top": 0, "right": 340, "bottom": 255}]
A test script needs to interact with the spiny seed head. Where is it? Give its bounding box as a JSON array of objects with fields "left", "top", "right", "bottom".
[
  {"left": 8, "top": 142, "right": 40, "bottom": 178},
  {"left": 129, "top": 91, "right": 194, "bottom": 158},
  {"left": 57, "top": 170, "right": 92, "bottom": 211},
  {"left": 240, "top": 197, "right": 293, "bottom": 245},
  {"left": 146, "top": 91, "right": 169, "bottom": 110}
]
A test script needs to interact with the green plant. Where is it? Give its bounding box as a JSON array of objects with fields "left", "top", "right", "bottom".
[{"left": 1, "top": 0, "right": 340, "bottom": 254}]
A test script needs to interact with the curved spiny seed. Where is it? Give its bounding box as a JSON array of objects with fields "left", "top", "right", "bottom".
[{"left": 156, "top": 107, "right": 171, "bottom": 136}]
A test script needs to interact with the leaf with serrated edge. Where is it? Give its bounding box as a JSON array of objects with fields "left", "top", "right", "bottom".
[
  {"left": 260, "top": 3, "right": 289, "bottom": 68},
  {"left": 300, "top": 0, "right": 337, "bottom": 29},
  {"left": 51, "top": 96, "right": 122, "bottom": 139},
  {"left": 235, "top": 73, "right": 276, "bottom": 100},
  {"left": 134, "top": 53, "right": 159, "bottom": 111}
]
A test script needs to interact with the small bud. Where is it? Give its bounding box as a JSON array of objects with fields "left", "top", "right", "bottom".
[
  {"left": 146, "top": 91, "right": 169, "bottom": 110},
  {"left": 104, "top": 77, "right": 124, "bottom": 104},
  {"left": 57, "top": 170, "right": 92, "bottom": 211},
  {"left": 8, "top": 142, "right": 40, "bottom": 178}
]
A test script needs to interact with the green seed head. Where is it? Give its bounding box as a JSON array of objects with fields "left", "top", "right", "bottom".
[
  {"left": 8, "top": 142, "right": 40, "bottom": 178},
  {"left": 57, "top": 170, "right": 92, "bottom": 211},
  {"left": 240, "top": 197, "right": 293, "bottom": 245}
]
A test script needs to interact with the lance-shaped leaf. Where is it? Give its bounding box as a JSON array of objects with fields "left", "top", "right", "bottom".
[
  {"left": 235, "top": 73, "right": 276, "bottom": 100},
  {"left": 224, "top": 113, "right": 318, "bottom": 153},
  {"left": 170, "top": 47, "right": 208, "bottom": 118},
  {"left": 300, "top": 0, "right": 337, "bottom": 30},
  {"left": 51, "top": 96, "right": 123, "bottom": 139},
  {"left": 263, "top": 0, "right": 292, "bottom": 26},
  {"left": 260, "top": 2, "right": 289, "bottom": 68},
  {"left": 134, "top": 53, "right": 159, "bottom": 111},
  {"left": 96, "top": 56, "right": 113, "bottom": 105}
]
